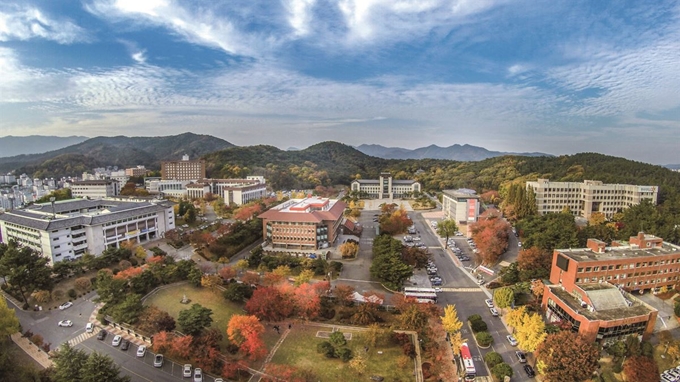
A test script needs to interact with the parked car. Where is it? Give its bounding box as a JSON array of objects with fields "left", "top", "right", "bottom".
[
  {"left": 154, "top": 354, "right": 164, "bottom": 368},
  {"left": 485, "top": 299, "right": 494, "bottom": 308},
  {"left": 490, "top": 308, "right": 499, "bottom": 317},
  {"left": 96, "top": 329, "right": 107, "bottom": 340},
  {"left": 477, "top": 279, "right": 486, "bottom": 285},
  {"left": 136, "top": 345, "right": 147, "bottom": 357},
  {"left": 516, "top": 351, "right": 527, "bottom": 363},
  {"left": 507, "top": 335, "right": 518, "bottom": 346},
  {"left": 183, "top": 364, "right": 192, "bottom": 378},
  {"left": 58, "top": 320, "right": 73, "bottom": 327},
  {"left": 120, "top": 340, "right": 130, "bottom": 351},
  {"left": 85, "top": 323, "right": 94, "bottom": 333},
  {"left": 434, "top": 287, "right": 442, "bottom": 293},
  {"left": 112, "top": 335, "right": 122, "bottom": 347},
  {"left": 193, "top": 368, "right": 203, "bottom": 382},
  {"left": 58, "top": 302, "right": 73, "bottom": 310},
  {"left": 432, "top": 280, "right": 443, "bottom": 286},
  {"left": 518, "top": 241, "right": 522, "bottom": 247},
  {"left": 524, "top": 364, "right": 535, "bottom": 377}
]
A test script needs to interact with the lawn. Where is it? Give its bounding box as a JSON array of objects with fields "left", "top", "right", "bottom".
[{"left": 270, "top": 325, "right": 415, "bottom": 382}]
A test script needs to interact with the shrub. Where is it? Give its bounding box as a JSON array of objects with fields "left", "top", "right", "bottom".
[
  {"left": 336, "top": 347, "right": 352, "bottom": 362},
  {"left": 74, "top": 277, "right": 92, "bottom": 291},
  {"left": 67, "top": 289, "right": 77, "bottom": 299},
  {"left": 484, "top": 352, "right": 503, "bottom": 368},
  {"left": 475, "top": 331, "right": 494, "bottom": 347},
  {"left": 491, "top": 362, "right": 513, "bottom": 380},
  {"left": 392, "top": 332, "right": 411, "bottom": 346},
  {"left": 51, "top": 289, "right": 65, "bottom": 301},
  {"left": 317, "top": 341, "right": 335, "bottom": 358},
  {"left": 469, "top": 317, "right": 488, "bottom": 333},
  {"left": 675, "top": 303, "right": 680, "bottom": 317},
  {"left": 402, "top": 343, "right": 416, "bottom": 358}
]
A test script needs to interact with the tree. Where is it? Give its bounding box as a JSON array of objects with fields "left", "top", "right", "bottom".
[
  {"left": 441, "top": 304, "right": 463, "bottom": 334},
  {"left": 80, "top": 351, "right": 131, "bottom": 382},
  {"left": 470, "top": 215, "right": 511, "bottom": 265},
  {"left": 436, "top": 219, "right": 458, "bottom": 248},
  {"left": 0, "top": 298, "right": 20, "bottom": 337},
  {"left": 334, "top": 284, "right": 355, "bottom": 306},
  {"left": 493, "top": 287, "right": 514, "bottom": 309},
  {"left": 0, "top": 244, "right": 53, "bottom": 303},
  {"left": 227, "top": 315, "right": 267, "bottom": 360},
  {"left": 475, "top": 331, "right": 493, "bottom": 347},
  {"left": 74, "top": 277, "right": 92, "bottom": 291},
  {"left": 53, "top": 343, "right": 89, "bottom": 382},
  {"left": 339, "top": 242, "right": 359, "bottom": 259},
  {"left": 152, "top": 331, "right": 173, "bottom": 354},
  {"left": 535, "top": 331, "right": 600, "bottom": 382},
  {"left": 110, "top": 294, "right": 144, "bottom": 324},
  {"left": 399, "top": 304, "right": 429, "bottom": 332},
  {"left": 499, "top": 262, "right": 520, "bottom": 284},
  {"left": 245, "top": 287, "right": 294, "bottom": 321},
  {"left": 349, "top": 353, "right": 367, "bottom": 375},
  {"left": 222, "top": 282, "right": 253, "bottom": 302},
  {"left": 200, "top": 274, "right": 222, "bottom": 290},
  {"left": 136, "top": 306, "right": 176, "bottom": 334},
  {"left": 484, "top": 352, "right": 503, "bottom": 368},
  {"left": 517, "top": 247, "right": 552, "bottom": 281},
  {"left": 169, "top": 334, "right": 193, "bottom": 359},
  {"left": 505, "top": 306, "right": 527, "bottom": 330},
  {"left": 31, "top": 290, "right": 51, "bottom": 303},
  {"left": 623, "top": 355, "right": 659, "bottom": 382},
  {"left": 218, "top": 266, "right": 236, "bottom": 281},
  {"left": 514, "top": 312, "right": 547, "bottom": 352},
  {"left": 295, "top": 269, "right": 315, "bottom": 286},
  {"left": 178, "top": 304, "right": 213, "bottom": 336},
  {"left": 351, "top": 302, "right": 380, "bottom": 325},
  {"left": 491, "top": 362, "right": 513, "bottom": 380},
  {"left": 235, "top": 259, "right": 249, "bottom": 273},
  {"left": 294, "top": 282, "right": 321, "bottom": 320}
]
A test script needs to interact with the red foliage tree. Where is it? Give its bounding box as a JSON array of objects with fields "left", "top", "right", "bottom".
[
  {"left": 152, "top": 331, "right": 173, "bottom": 354},
  {"left": 623, "top": 356, "right": 659, "bottom": 382},
  {"left": 245, "top": 287, "right": 294, "bottom": 321},
  {"left": 219, "top": 266, "right": 237, "bottom": 281},
  {"left": 170, "top": 334, "right": 193, "bottom": 359},
  {"left": 294, "top": 283, "right": 321, "bottom": 320},
  {"left": 334, "top": 284, "right": 355, "bottom": 306},
  {"left": 470, "top": 215, "right": 511, "bottom": 265},
  {"left": 113, "top": 266, "right": 144, "bottom": 280},
  {"left": 517, "top": 247, "right": 552, "bottom": 280},
  {"left": 227, "top": 315, "right": 267, "bottom": 360},
  {"left": 147, "top": 255, "right": 164, "bottom": 265},
  {"left": 262, "top": 272, "right": 285, "bottom": 286},
  {"left": 263, "top": 364, "right": 306, "bottom": 382},
  {"left": 241, "top": 272, "right": 260, "bottom": 286}
]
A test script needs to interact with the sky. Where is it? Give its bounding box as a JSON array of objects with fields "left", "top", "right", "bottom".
[{"left": 0, "top": 0, "right": 679, "bottom": 165}]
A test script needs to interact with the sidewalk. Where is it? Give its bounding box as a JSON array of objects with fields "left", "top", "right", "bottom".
[{"left": 10, "top": 332, "right": 53, "bottom": 368}]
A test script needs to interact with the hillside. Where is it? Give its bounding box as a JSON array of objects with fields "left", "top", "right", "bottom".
[
  {"left": 355, "top": 143, "right": 551, "bottom": 161},
  {"left": 0, "top": 135, "right": 89, "bottom": 158},
  {"left": 0, "top": 133, "right": 234, "bottom": 178}
]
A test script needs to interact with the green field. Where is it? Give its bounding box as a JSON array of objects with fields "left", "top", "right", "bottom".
[{"left": 270, "top": 325, "right": 415, "bottom": 382}]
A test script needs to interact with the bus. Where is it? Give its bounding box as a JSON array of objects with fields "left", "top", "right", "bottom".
[
  {"left": 460, "top": 343, "right": 476, "bottom": 381},
  {"left": 403, "top": 287, "right": 438, "bottom": 303}
]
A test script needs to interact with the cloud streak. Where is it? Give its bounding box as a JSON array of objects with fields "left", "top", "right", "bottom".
[{"left": 0, "top": 3, "right": 88, "bottom": 43}]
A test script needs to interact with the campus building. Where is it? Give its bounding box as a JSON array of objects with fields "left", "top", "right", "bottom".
[
  {"left": 441, "top": 189, "right": 480, "bottom": 224},
  {"left": 69, "top": 180, "right": 120, "bottom": 199},
  {"left": 350, "top": 172, "right": 421, "bottom": 199},
  {"left": 0, "top": 198, "right": 175, "bottom": 264},
  {"left": 125, "top": 166, "right": 147, "bottom": 177},
  {"left": 526, "top": 179, "right": 658, "bottom": 220},
  {"left": 161, "top": 154, "right": 206, "bottom": 181},
  {"left": 185, "top": 178, "right": 267, "bottom": 205},
  {"left": 541, "top": 233, "right": 680, "bottom": 343},
  {"left": 258, "top": 197, "right": 346, "bottom": 250}
]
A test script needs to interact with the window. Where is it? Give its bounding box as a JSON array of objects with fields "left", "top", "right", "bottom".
[
  {"left": 577, "top": 268, "right": 584, "bottom": 273},
  {"left": 585, "top": 267, "right": 592, "bottom": 272},
  {"left": 593, "top": 266, "right": 599, "bottom": 272}
]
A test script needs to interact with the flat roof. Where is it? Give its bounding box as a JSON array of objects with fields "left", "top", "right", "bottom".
[
  {"left": 548, "top": 284, "right": 655, "bottom": 321},
  {"left": 442, "top": 189, "right": 479, "bottom": 199},
  {"left": 557, "top": 242, "right": 680, "bottom": 262},
  {"left": 258, "top": 198, "right": 346, "bottom": 223}
]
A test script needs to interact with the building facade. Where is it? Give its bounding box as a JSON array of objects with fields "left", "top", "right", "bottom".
[
  {"left": 125, "top": 166, "right": 147, "bottom": 177},
  {"left": 69, "top": 180, "right": 120, "bottom": 199},
  {"left": 526, "top": 179, "right": 658, "bottom": 219},
  {"left": 258, "top": 197, "right": 346, "bottom": 250},
  {"left": 0, "top": 198, "right": 175, "bottom": 264},
  {"left": 161, "top": 154, "right": 206, "bottom": 181},
  {"left": 350, "top": 172, "right": 421, "bottom": 199},
  {"left": 441, "top": 189, "right": 480, "bottom": 224}
]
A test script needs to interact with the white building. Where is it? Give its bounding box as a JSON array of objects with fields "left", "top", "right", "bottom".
[
  {"left": 0, "top": 198, "right": 175, "bottom": 263},
  {"left": 441, "top": 189, "right": 480, "bottom": 224},
  {"left": 350, "top": 172, "right": 421, "bottom": 199},
  {"left": 68, "top": 180, "right": 120, "bottom": 199},
  {"left": 526, "top": 179, "right": 658, "bottom": 219}
]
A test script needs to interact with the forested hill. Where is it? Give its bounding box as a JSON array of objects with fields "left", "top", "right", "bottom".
[{"left": 0, "top": 133, "right": 234, "bottom": 178}]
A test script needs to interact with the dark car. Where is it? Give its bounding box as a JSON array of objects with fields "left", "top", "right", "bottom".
[
  {"left": 96, "top": 329, "right": 107, "bottom": 340},
  {"left": 120, "top": 340, "right": 130, "bottom": 351},
  {"left": 524, "top": 365, "right": 536, "bottom": 377}
]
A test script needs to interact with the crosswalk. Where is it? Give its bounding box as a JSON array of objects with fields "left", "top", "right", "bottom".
[
  {"left": 68, "top": 331, "right": 97, "bottom": 347},
  {"left": 440, "top": 287, "right": 485, "bottom": 293}
]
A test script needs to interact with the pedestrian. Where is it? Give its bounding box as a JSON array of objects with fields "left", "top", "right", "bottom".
[{"left": 288, "top": 323, "right": 292, "bottom": 330}]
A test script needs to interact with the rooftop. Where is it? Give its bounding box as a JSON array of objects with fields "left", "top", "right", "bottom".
[
  {"left": 258, "top": 197, "right": 346, "bottom": 223},
  {"left": 442, "top": 189, "right": 479, "bottom": 199},
  {"left": 557, "top": 241, "right": 680, "bottom": 262},
  {"left": 548, "top": 283, "right": 656, "bottom": 321}
]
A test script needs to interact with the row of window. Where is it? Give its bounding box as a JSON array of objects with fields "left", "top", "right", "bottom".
[
  {"left": 102, "top": 213, "right": 158, "bottom": 227},
  {"left": 576, "top": 276, "right": 679, "bottom": 283},
  {"left": 578, "top": 259, "right": 680, "bottom": 272}
]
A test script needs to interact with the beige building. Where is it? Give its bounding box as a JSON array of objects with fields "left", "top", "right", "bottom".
[
  {"left": 526, "top": 179, "right": 658, "bottom": 219},
  {"left": 350, "top": 172, "right": 421, "bottom": 199},
  {"left": 69, "top": 180, "right": 119, "bottom": 199},
  {"left": 125, "top": 166, "right": 147, "bottom": 177},
  {"left": 161, "top": 154, "right": 206, "bottom": 181},
  {"left": 441, "top": 189, "right": 480, "bottom": 224}
]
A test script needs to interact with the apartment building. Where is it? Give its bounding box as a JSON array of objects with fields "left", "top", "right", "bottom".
[
  {"left": 526, "top": 179, "right": 658, "bottom": 219},
  {"left": 0, "top": 197, "right": 175, "bottom": 264},
  {"left": 125, "top": 166, "right": 147, "bottom": 177},
  {"left": 258, "top": 197, "right": 346, "bottom": 250},
  {"left": 161, "top": 154, "right": 206, "bottom": 181},
  {"left": 69, "top": 180, "right": 120, "bottom": 199},
  {"left": 441, "top": 188, "right": 480, "bottom": 224},
  {"left": 350, "top": 172, "right": 421, "bottom": 199}
]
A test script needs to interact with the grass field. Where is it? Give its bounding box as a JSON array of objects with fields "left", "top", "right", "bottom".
[{"left": 270, "top": 325, "right": 415, "bottom": 382}]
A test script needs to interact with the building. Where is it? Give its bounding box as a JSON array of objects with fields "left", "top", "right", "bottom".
[
  {"left": 161, "top": 154, "right": 206, "bottom": 181},
  {"left": 69, "top": 180, "right": 120, "bottom": 199},
  {"left": 185, "top": 178, "right": 267, "bottom": 205},
  {"left": 258, "top": 197, "right": 346, "bottom": 250},
  {"left": 0, "top": 175, "right": 16, "bottom": 185},
  {"left": 125, "top": 166, "right": 147, "bottom": 177},
  {"left": 146, "top": 179, "right": 190, "bottom": 196},
  {"left": 526, "top": 179, "right": 658, "bottom": 220},
  {"left": 350, "top": 172, "right": 421, "bottom": 199},
  {"left": 541, "top": 232, "right": 680, "bottom": 344},
  {"left": 441, "top": 189, "right": 480, "bottom": 224},
  {"left": 0, "top": 198, "right": 175, "bottom": 264}
]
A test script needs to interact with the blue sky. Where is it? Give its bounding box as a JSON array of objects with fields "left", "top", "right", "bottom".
[{"left": 1, "top": 0, "right": 679, "bottom": 164}]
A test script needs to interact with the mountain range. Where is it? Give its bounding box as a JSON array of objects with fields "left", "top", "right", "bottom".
[
  {"left": 0, "top": 135, "right": 89, "bottom": 158},
  {"left": 355, "top": 143, "right": 551, "bottom": 161}
]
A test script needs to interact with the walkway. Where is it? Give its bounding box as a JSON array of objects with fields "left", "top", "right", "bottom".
[{"left": 10, "top": 332, "right": 53, "bottom": 368}]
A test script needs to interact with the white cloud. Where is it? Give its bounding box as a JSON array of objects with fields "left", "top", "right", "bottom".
[
  {"left": 131, "top": 51, "right": 146, "bottom": 63},
  {"left": 0, "top": 4, "right": 88, "bottom": 43},
  {"left": 286, "top": 0, "right": 316, "bottom": 36}
]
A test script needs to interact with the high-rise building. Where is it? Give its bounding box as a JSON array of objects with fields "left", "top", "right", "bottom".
[
  {"left": 441, "top": 189, "right": 480, "bottom": 224},
  {"left": 161, "top": 154, "right": 206, "bottom": 181},
  {"left": 125, "top": 166, "right": 147, "bottom": 177}
]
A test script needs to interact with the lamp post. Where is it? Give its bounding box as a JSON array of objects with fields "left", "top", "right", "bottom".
[{"left": 50, "top": 196, "right": 56, "bottom": 218}]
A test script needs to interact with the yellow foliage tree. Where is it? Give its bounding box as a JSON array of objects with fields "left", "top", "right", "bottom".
[
  {"left": 515, "top": 312, "right": 547, "bottom": 352},
  {"left": 339, "top": 242, "right": 359, "bottom": 258},
  {"left": 295, "top": 269, "right": 315, "bottom": 286},
  {"left": 349, "top": 353, "right": 367, "bottom": 375},
  {"left": 589, "top": 212, "right": 606, "bottom": 226},
  {"left": 505, "top": 306, "right": 528, "bottom": 330},
  {"left": 235, "top": 259, "right": 249, "bottom": 272},
  {"left": 200, "top": 274, "right": 222, "bottom": 290},
  {"left": 272, "top": 265, "right": 291, "bottom": 277},
  {"left": 441, "top": 304, "right": 464, "bottom": 356}
]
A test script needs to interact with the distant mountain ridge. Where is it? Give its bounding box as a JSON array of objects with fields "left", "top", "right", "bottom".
[
  {"left": 355, "top": 143, "right": 551, "bottom": 161},
  {"left": 0, "top": 135, "right": 89, "bottom": 158}
]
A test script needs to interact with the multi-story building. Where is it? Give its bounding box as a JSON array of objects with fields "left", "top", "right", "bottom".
[
  {"left": 526, "top": 179, "right": 658, "bottom": 220},
  {"left": 350, "top": 172, "right": 421, "bottom": 199},
  {"left": 161, "top": 154, "right": 206, "bottom": 181},
  {"left": 258, "top": 197, "right": 346, "bottom": 250},
  {"left": 0, "top": 175, "right": 17, "bottom": 185},
  {"left": 125, "top": 166, "right": 147, "bottom": 177},
  {"left": 69, "top": 180, "right": 120, "bottom": 199},
  {"left": 184, "top": 178, "right": 267, "bottom": 205},
  {"left": 441, "top": 189, "right": 480, "bottom": 224},
  {"left": 541, "top": 232, "right": 680, "bottom": 344},
  {"left": 0, "top": 197, "right": 175, "bottom": 263}
]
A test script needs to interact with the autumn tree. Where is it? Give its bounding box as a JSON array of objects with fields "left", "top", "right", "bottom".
[
  {"left": 295, "top": 269, "right": 315, "bottom": 286},
  {"left": 399, "top": 304, "right": 429, "bottom": 332},
  {"left": 227, "top": 315, "right": 267, "bottom": 360},
  {"left": 218, "top": 266, "right": 236, "bottom": 281},
  {"left": 517, "top": 247, "right": 553, "bottom": 281},
  {"left": 0, "top": 297, "right": 20, "bottom": 336},
  {"left": 436, "top": 219, "right": 459, "bottom": 248},
  {"left": 151, "top": 331, "right": 173, "bottom": 354},
  {"left": 334, "top": 284, "right": 355, "bottom": 306},
  {"left": 441, "top": 304, "right": 464, "bottom": 356},
  {"left": 513, "top": 310, "right": 547, "bottom": 352},
  {"left": 339, "top": 241, "right": 359, "bottom": 259},
  {"left": 137, "top": 305, "right": 176, "bottom": 334},
  {"left": 74, "top": 276, "right": 92, "bottom": 291},
  {"left": 623, "top": 355, "right": 659, "bottom": 382},
  {"left": 470, "top": 214, "right": 511, "bottom": 265},
  {"left": 31, "top": 290, "right": 51, "bottom": 303},
  {"left": 245, "top": 287, "right": 295, "bottom": 321},
  {"left": 535, "top": 331, "right": 600, "bottom": 382},
  {"left": 294, "top": 282, "right": 321, "bottom": 320},
  {"left": 401, "top": 246, "right": 430, "bottom": 268},
  {"left": 493, "top": 287, "right": 514, "bottom": 309},
  {"left": 200, "top": 274, "right": 223, "bottom": 290}
]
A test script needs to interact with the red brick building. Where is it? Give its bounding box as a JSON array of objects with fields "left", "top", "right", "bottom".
[
  {"left": 258, "top": 197, "right": 346, "bottom": 250},
  {"left": 541, "top": 232, "right": 680, "bottom": 344}
]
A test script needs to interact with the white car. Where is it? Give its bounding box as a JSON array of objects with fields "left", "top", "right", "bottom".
[
  {"left": 183, "top": 364, "right": 192, "bottom": 378},
  {"left": 86, "top": 323, "right": 94, "bottom": 333},
  {"left": 112, "top": 335, "right": 122, "bottom": 347},
  {"left": 485, "top": 299, "right": 494, "bottom": 308},
  {"left": 507, "top": 335, "right": 518, "bottom": 346},
  {"left": 490, "top": 308, "right": 499, "bottom": 317},
  {"left": 58, "top": 320, "right": 73, "bottom": 327},
  {"left": 518, "top": 241, "right": 522, "bottom": 247},
  {"left": 434, "top": 287, "right": 442, "bottom": 293},
  {"left": 193, "top": 368, "right": 203, "bottom": 382},
  {"left": 136, "top": 345, "right": 147, "bottom": 357},
  {"left": 58, "top": 302, "right": 73, "bottom": 310}
]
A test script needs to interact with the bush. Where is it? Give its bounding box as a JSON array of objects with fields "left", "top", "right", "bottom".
[
  {"left": 491, "top": 362, "right": 513, "bottom": 380},
  {"left": 469, "top": 317, "right": 488, "bottom": 333},
  {"left": 317, "top": 341, "right": 335, "bottom": 358},
  {"left": 467, "top": 314, "right": 482, "bottom": 322},
  {"left": 67, "top": 289, "right": 77, "bottom": 299},
  {"left": 675, "top": 303, "right": 680, "bottom": 317},
  {"left": 475, "top": 331, "right": 494, "bottom": 347},
  {"left": 336, "top": 347, "right": 352, "bottom": 362},
  {"left": 330, "top": 261, "right": 343, "bottom": 272},
  {"left": 484, "top": 352, "right": 503, "bottom": 368}
]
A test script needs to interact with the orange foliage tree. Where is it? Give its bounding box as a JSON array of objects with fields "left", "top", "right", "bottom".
[
  {"left": 227, "top": 315, "right": 267, "bottom": 360},
  {"left": 113, "top": 266, "right": 144, "bottom": 280},
  {"left": 294, "top": 283, "right": 321, "bottom": 320},
  {"left": 334, "top": 285, "right": 355, "bottom": 306},
  {"left": 517, "top": 247, "right": 552, "bottom": 281},
  {"left": 470, "top": 214, "right": 511, "bottom": 265},
  {"left": 152, "top": 331, "right": 173, "bottom": 354},
  {"left": 623, "top": 356, "right": 659, "bottom": 382},
  {"left": 219, "top": 266, "right": 237, "bottom": 281},
  {"left": 245, "top": 287, "right": 295, "bottom": 321},
  {"left": 170, "top": 334, "right": 193, "bottom": 359}
]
